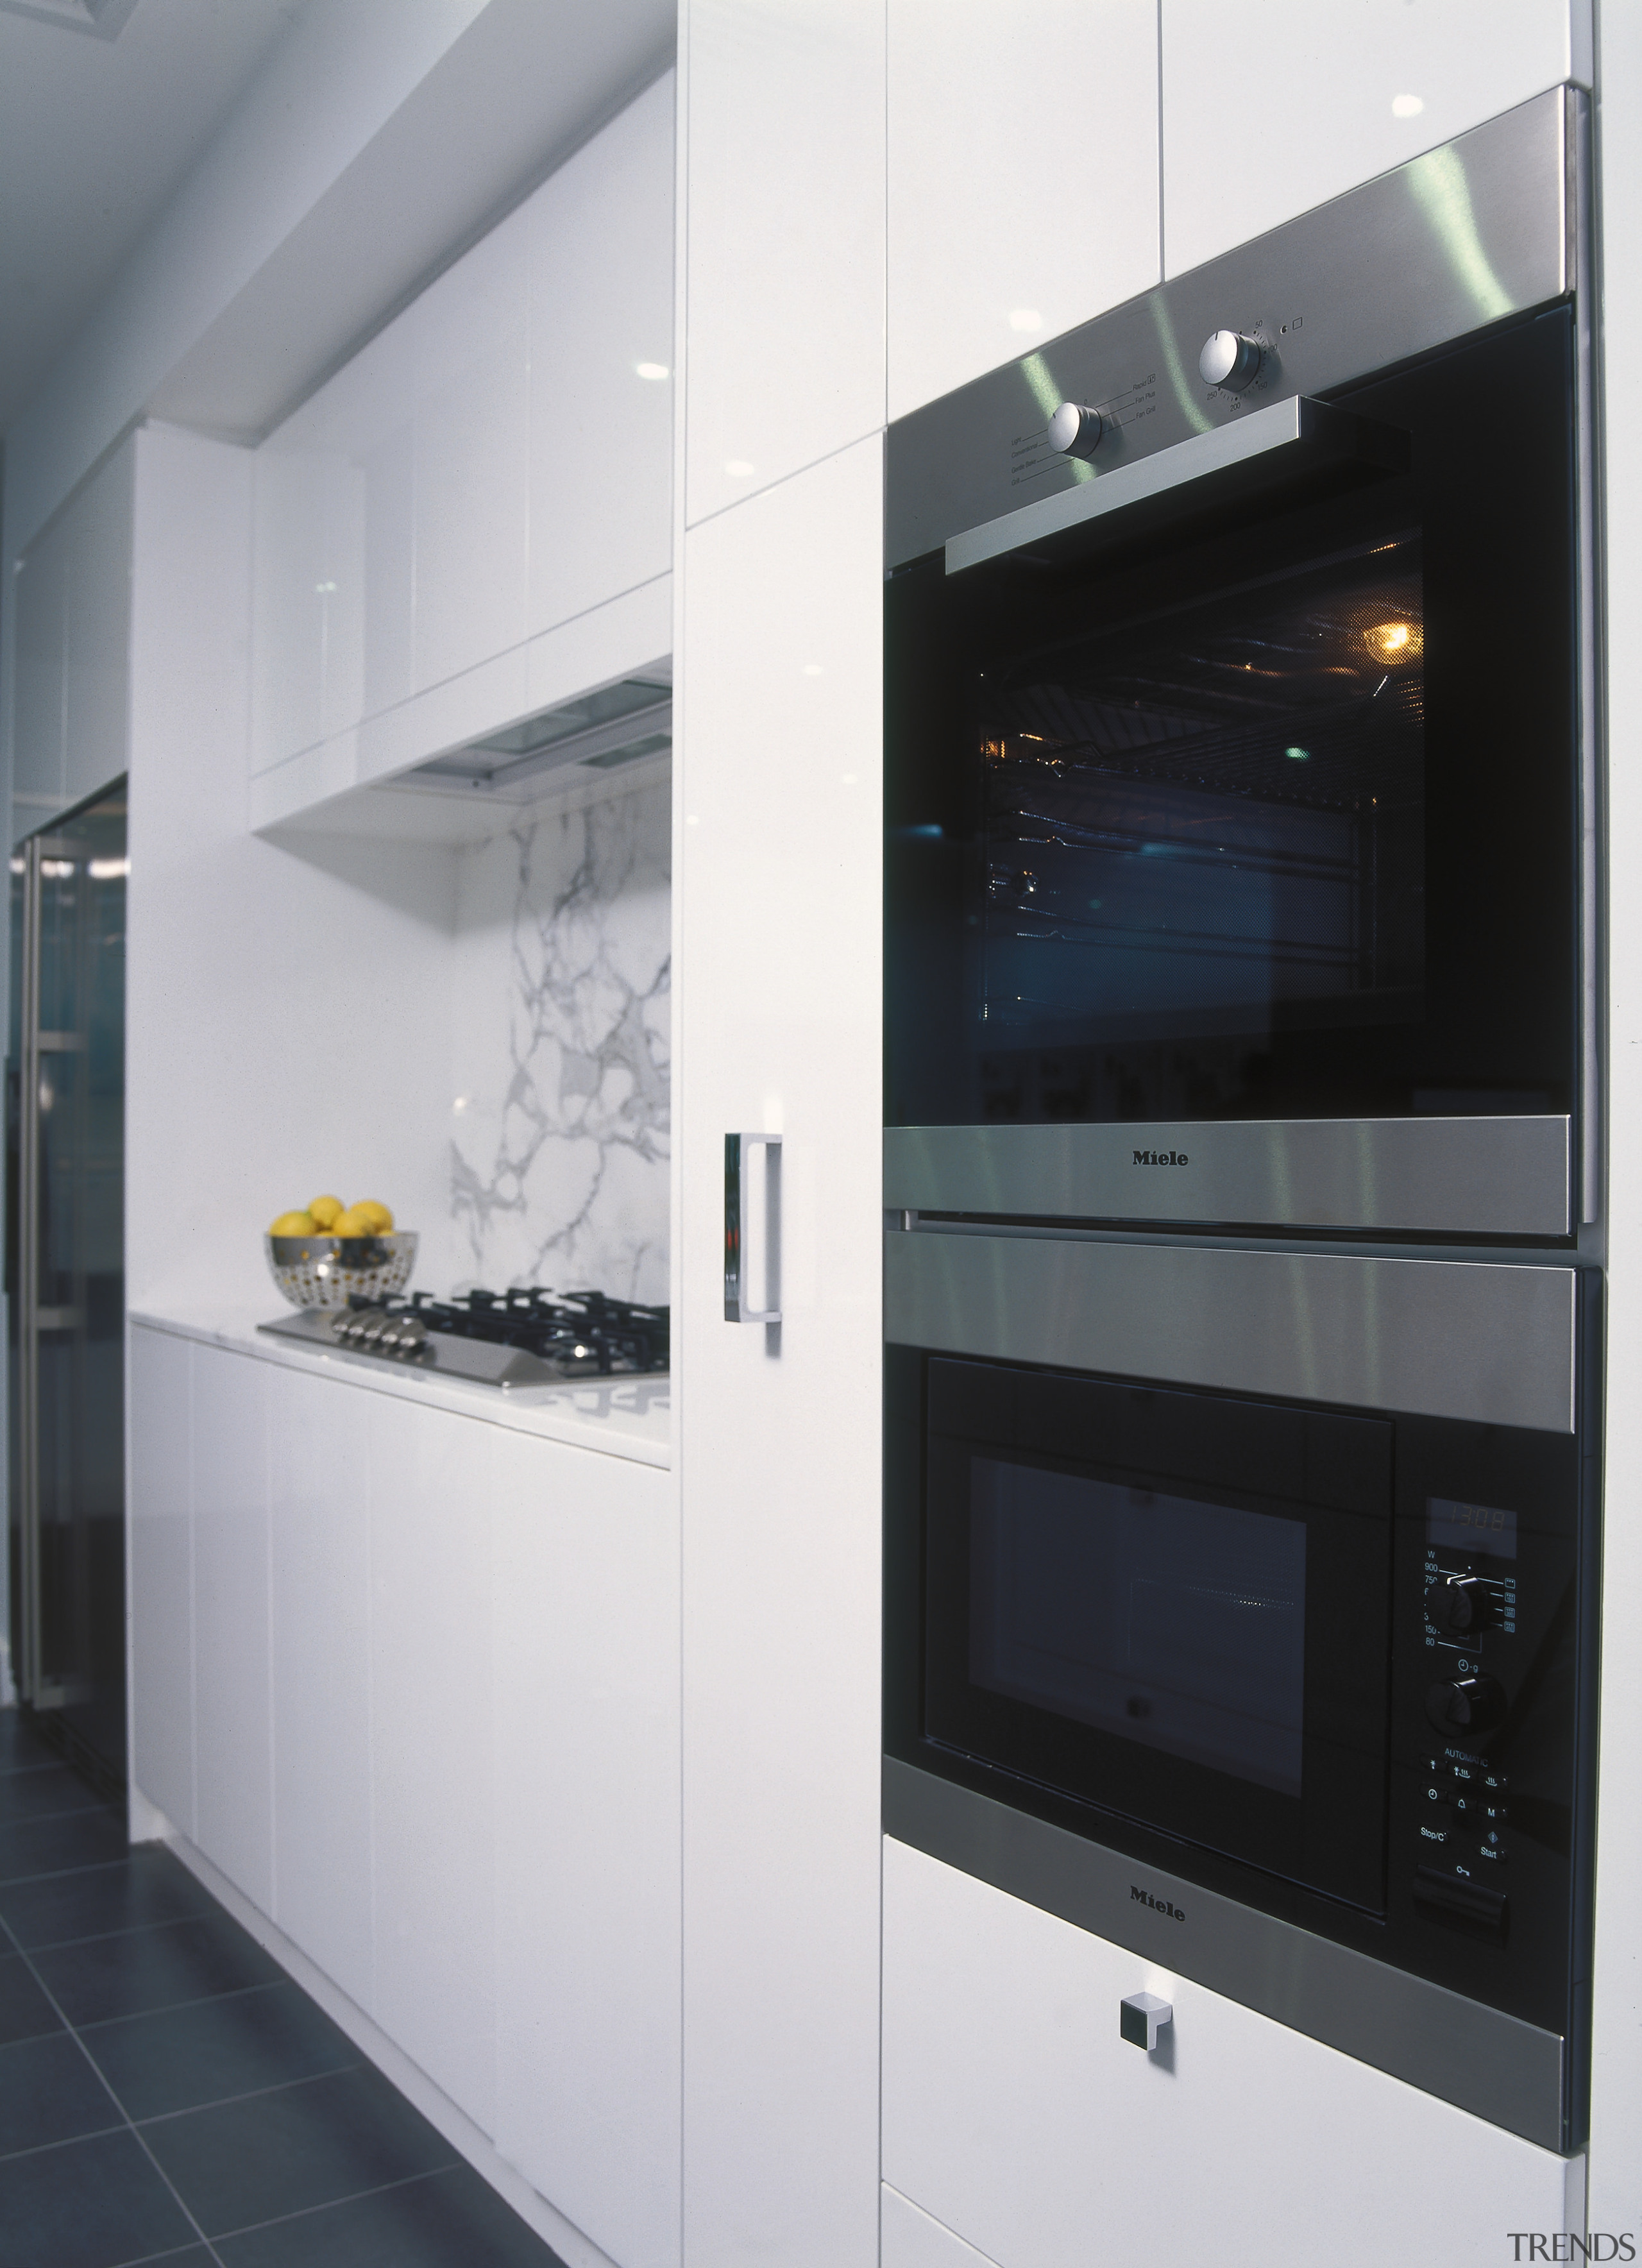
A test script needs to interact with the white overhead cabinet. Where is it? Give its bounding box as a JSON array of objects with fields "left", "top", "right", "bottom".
[
  {"left": 886, "top": 0, "right": 1162, "bottom": 421},
  {"left": 126, "top": 1324, "right": 679, "bottom": 2268},
  {"left": 883, "top": 1840, "right": 1578, "bottom": 2268},
  {"left": 682, "top": 0, "right": 886, "bottom": 525},
  {"left": 250, "top": 71, "right": 675, "bottom": 818},
  {"left": 11, "top": 437, "right": 135, "bottom": 836},
  {"left": 1160, "top": 0, "right": 1591, "bottom": 278}
]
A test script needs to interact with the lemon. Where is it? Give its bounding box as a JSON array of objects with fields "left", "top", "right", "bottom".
[
  {"left": 330, "top": 1206, "right": 372, "bottom": 1237},
  {"left": 309, "top": 1194, "right": 344, "bottom": 1228},
  {"left": 270, "top": 1210, "right": 317, "bottom": 1237},
  {"left": 354, "top": 1199, "right": 394, "bottom": 1233}
]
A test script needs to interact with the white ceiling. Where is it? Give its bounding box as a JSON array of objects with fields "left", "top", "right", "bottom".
[{"left": 0, "top": 0, "right": 305, "bottom": 434}]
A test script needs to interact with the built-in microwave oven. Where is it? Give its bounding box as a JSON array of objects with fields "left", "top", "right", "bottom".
[
  {"left": 883, "top": 88, "right": 1594, "bottom": 1243},
  {"left": 883, "top": 1224, "right": 1598, "bottom": 2154}
]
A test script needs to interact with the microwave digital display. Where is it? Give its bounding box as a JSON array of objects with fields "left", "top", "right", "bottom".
[{"left": 1427, "top": 1494, "right": 1518, "bottom": 1561}]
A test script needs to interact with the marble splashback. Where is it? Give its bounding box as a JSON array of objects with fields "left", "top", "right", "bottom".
[{"left": 433, "top": 775, "right": 670, "bottom": 1305}]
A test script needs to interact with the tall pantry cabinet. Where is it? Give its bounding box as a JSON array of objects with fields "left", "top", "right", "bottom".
[{"left": 673, "top": 6, "right": 1619, "bottom": 2268}]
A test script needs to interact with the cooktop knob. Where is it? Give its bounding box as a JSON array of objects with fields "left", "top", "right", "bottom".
[
  {"left": 1047, "top": 401, "right": 1105, "bottom": 460},
  {"left": 1199, "top": 330, "right": 1262, "bottom": 393},
  {"left": 1425, "top": 1673, "right": 1507, "bottom": 1739},
  {"left": 1426, "top": 1573, "right": 1497, "bottom": 1637}
]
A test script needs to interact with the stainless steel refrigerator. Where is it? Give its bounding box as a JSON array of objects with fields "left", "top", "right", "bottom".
[{"left": 7, "top": 784, "right": 126, "bottom": 1789}]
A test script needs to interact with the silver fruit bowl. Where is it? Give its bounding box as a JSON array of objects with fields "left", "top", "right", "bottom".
[{"left": 265, "top": 1231, "right": 418, "bottom": 1311}]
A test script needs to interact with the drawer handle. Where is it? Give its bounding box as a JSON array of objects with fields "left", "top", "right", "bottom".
[
  {"left": 724, "top": 1133, "right": 781, "bottom": 1323},
  {"left": 1120, "top": 1993, "right": 1172, "bottom": 2051}
]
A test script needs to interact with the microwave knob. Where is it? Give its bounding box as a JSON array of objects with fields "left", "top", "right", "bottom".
[
  {"left": 1426, "top": 1573, "right": 1497, "bottom": 1636},
  {"left": 1047, "top": 401, "right": 1105, "bottom": 461},
  {"left": 1199, "top": 330, "right": 1262, "bottom": 393},
  {"left": 1425, "top": 1673, "right": 1507, "bottom": 1739}
]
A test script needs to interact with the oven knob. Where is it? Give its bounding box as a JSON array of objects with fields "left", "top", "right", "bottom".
[
  {"left": 1425, "top": 1673, "right": 1507, "bottom": 1739},
  {"left": 1047, "top": 401, "right": 1104, "bottom": 461},
  {"left": 1199, "top": 330, "right": 1262, "bottom": 393},
  {"left": 1426, "top": 1573, "right": 1497, "bottom": 1636}
]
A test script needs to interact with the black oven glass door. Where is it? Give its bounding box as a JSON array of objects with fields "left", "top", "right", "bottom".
[
  {"left": 923, "top": 1358, "right": 1394, "bottom": 1911},
  {"left": 886, "top": 307, "right": 1577, "bottom": 1130}
]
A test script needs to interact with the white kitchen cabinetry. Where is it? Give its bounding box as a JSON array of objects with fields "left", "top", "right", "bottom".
[
  {"left": 683, "top": 1, "right": 886, "bottom": 525},
  {"left": 883, "top": 1838, "right": 1576, "bottom": 2268},
  {"left": 12, "top": 436, "right": 135, "bottom": 837},
  {"left": 127, "top": 1323, "right": 196, "bottom": 1838},
  {"left": 1160, "top": 0, "right": 1591, "bottom": 280},
  {"left": 267, "top": 1362, "right": 374, "bottom": 2013},
  {"left": 127, "top": 1320, "right": 679, "bottom": 2268},
  {"left": 493, "top": 1428, "right": 682, "bottom": 2268},
  {"left": 677, "top": 444, "right": 885, "bottom": 2267},
  {"left": 190, "top": 1346, "right": 274, "bottom": 1911},
  {"left": 249, "top": 70, "right": 674, "bottom": 801},
  {"left": 887, "top": 0, "right": 1161, "bottom": 422},
  {"left": 368, "top": 1395, "right": 498, "bottom": 2138}
]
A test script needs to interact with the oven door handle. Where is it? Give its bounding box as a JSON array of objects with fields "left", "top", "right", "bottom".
[
  {"left": 724, "top": 1131, "right": 782, "bottom": 1323},
  {"left": 944, "top": 394, "right": 1409, "bottom": 577}
]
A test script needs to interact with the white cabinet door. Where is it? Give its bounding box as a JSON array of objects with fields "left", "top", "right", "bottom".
[
  {"left": 678, "top": 439, "right": 884, "bottom": 2268},
  {"left": 883, "top": 2186, "right": 1001, "bottom": 2268},
  {"left": 684, "top": 0, "right": 886, "bottom": 526},
  {"left": 410, "top": 201, "right": 532, "bottom": 700},
  {"left": 493, "top": 1432, "right": 681, "bottom": 2268},
  {"left": 883, "top": 1838, "right": 1573, "bottom": 2268},
  {"left": 268, "top": 1364, "right": 374, "bottom": 2013},
  {"left": 127, "top": 1325, "right": 195, "bottom": 1836},
  {"left": 1161, "top": 0, "right": 1589, "bottom": 278},
  {"left": 527, "top": 69, "right": 674, "bottom": 641},
  {"left": 62, "top": 439, "right": 135, "bottom": 811},
  {"left": 888, "top": 0, "right": 1160, "bottom": 421},
  {"left": 190, "top": 1345, "right": 273, "bottom": 1909},
  {"left": 368, "top": 1396, "right": 496, "bottom": 2135}
]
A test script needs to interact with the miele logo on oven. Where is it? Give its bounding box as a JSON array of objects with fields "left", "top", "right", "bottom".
[
  {"left": 1133, "top": 1149, "right": 1189, "bottom": 1167},
  {"left": 1131, "top": 1884, "right": 1186, "bottom": 1920}
]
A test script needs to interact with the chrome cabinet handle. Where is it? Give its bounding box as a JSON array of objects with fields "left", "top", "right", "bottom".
[
  {"left": 724, "top": 1131, "right": 782, "bottom": 1323},
  {"left": 1120, "top": 1993, "right": 1172, "bottom": 2051}
]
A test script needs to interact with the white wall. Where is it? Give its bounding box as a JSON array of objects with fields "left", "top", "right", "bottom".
[{"left": 1587, "top": 0, "right": 1642, "bottom": 2237}]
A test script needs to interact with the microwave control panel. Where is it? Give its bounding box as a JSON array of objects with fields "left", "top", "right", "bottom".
[{"left": 1410, "top": 1505, "right": 1523, "bottom": 1933}]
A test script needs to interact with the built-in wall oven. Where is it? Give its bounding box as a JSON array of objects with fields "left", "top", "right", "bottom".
[
  {"left": 883, "top": 88, "right": 1599, "bottom": 2158},
  {"left": 885, "top": 87, "right": 1594, "bottom": 1244}
]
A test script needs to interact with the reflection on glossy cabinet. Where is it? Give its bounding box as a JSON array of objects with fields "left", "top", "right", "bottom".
[
  {"left": 1160, "top": 0, "right": 1590, "bottom": 278},
  {"left": 684, "top": 0, "right": 886, "bottom": 525},
  {"left": 887, "top": 0, "right": 1160, "bottom": 421},
  {"left": 128, "top": 1325, "right": 194, "bottom": 1838},
  {"left": 882, "top": 1837, "right": 1574, "bottom": 2268}
]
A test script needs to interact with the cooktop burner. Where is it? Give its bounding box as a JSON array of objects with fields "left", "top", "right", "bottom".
[{"left": 258, "top": 1287, "right": 670, "bottom": 1391}]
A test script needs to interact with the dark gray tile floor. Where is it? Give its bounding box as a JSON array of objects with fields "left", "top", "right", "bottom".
[{"left": 0, "top": 1709, "right": 568, "bottom": 2268}]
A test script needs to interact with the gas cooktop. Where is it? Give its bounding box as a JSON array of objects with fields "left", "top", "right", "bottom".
[{"left": 258, "top": 1287, "right": 670, "bottom": 1391}]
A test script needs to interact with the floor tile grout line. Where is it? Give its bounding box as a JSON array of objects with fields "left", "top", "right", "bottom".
[
  {"left": 0, "top": 1896, "right": 232, "bottom": 2268},
  {"left": 204, "top": 2158, "right": 468, "bottom": 2247},
  {"left": 0, "top": 2116, "right": 130, "bottom": 2166},
  {"left": 126, "top": 2055, "right": 370, "bottom": 2128},
  {"left": 4, "top": 1901, "right": 259, "bottom": 1962},
  {"left": 75, "top": 1974, "right": 310, "bottom": 2034}
]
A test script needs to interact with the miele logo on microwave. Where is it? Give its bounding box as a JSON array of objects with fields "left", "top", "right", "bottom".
[
  {"left": 1133, "top": 1149, "right": 1190, "bottom": 1167},
  {"left": 1131, "top": 1884, "right": 1186, "bottom": 1920}
]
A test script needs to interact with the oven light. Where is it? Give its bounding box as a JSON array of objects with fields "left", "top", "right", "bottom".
[{"left": 1366, "top": 621, "right": 1420, "bottom": 659}]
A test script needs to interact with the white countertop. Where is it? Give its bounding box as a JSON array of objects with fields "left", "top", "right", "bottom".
[{"left": 130, "top": 1305, "right": 672, "bottom": 1469}]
